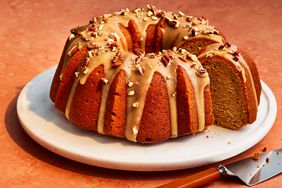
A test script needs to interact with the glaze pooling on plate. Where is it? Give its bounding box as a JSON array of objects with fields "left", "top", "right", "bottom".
[{"left": 17, "top": 67, "right": 276, "bottom": 171}]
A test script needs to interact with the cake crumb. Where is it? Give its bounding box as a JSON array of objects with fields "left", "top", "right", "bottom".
[
  {"left": 262, "top": 147, "right": 267, "bottom": 152},
  {"left": 227, "top": 141, "right": 231, "bottom": 144},
  {"left": 266, "top": 157, "right": 270, "bottom": 163},
  {"left": 252, "top": 152, "right": 259, "bottom": 161},
  {"left": 205, "top": 135, "right": 209, "bottom": 138}
]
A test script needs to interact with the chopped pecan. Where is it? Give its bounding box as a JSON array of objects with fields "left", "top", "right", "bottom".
[
  {"left": 191, "top": 28, "right": 199, "bottom": 36},
  {"left": 89, "top": 17, "right": 97, "bottom": 24},
  {"left": 68, "top": 45, "right": 79, "bottom": 56},
  {"left": 112, "top": 50, "right": 123, "bottom": 68},
  {"left": 172, "top": 13, "right": 178, "bottom": 20},
  {"left": 218, "top": 45, "right": 224, "bottom": 50},
  {"left": 178, "top": 57, "right": 186, "bottom": 62},
  {"left": 146, "top": 53, "right": 156, "bottom": 58},
  {"left": 108, "top": 41, "right": 118, "bottom": 51},
  {"left": 136, "top": 65, "right": 144, "bottom": 75},
  {"left": 166, "top": 19, "right": 180, "bottom": 28},
  {"left": 233, "top": 56, "right": 239, "bottom": 62},
  {"left": 161, "top": 53, "right": 173, "bottom": 66},
  {"left": 186, "top": 16, "right": 193, "bottom": 22},
  {"left": 186, "top": 53, "right": 197, "bottom": 61},
  {"left": 91, "top": 32, "right": 98, "bottom": 38},
  {"left": 196, "top": 67, "right": 207, "bottom": 78},
  {"left": 133, "top": 48, "right": 145, "bottom": 56},
  {"left": 87, "top": 43, "right": 100, "bottom": 50},
  {"left": 100, "top": 78, "right": 108, "bottom": 84},
  {"left": 190, "top": 63, "right": 197, "bottom": 68},
  {"left": 156, "top": 11, "right": 166, "bottom": 18},
  {"left": 232, "top": 51, "right": 240, "bottom": 57},
  {"left": 224, "top": 42, "right": 231, "bottom": 48},
  {"left": 88, "top": 24, "right": 97, "bottom": 32}
]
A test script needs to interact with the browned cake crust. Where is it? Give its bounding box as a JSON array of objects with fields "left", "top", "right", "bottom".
[
  {"left": 145, "top": 24, "right": 156, "bottom": 53},
  {"left": 69, "top": 64, "right": 104, "bottom": 131},
  {"left": 176, "top": 65, "right": 198, "bottom": 136},
  {"left": 137, "top": 72, "right": 171, "bottom": 144},
  {"left": 119, "top": 23, "right": 133, "bottom": 51},
  {"left": 50, "top": 39, "right": 70, "bottom": 102},
  {"left": 204, "top": 84, "right": 214, "bottom": 126},
  {"left": 54, "top": 47, "right": 88, "bottom": 113},
  {"left": 128, "top": 19, "right": 141, "bottom": 50},
  {"left": 154, "top": 18, "right": 165, "bottom": 52},
  {"left": 240, "top": 60, "right": 258, "bottom": 124},
  {"left": 104, "top": 70, "right": 127, "bottom": 138},
  {"left": 239, "top": 50, "right": 261, "bottom": 103}
]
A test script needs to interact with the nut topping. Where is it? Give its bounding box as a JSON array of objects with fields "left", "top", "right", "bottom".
[
  {"left": 196, "top": 67, "right": 207, "bottom": 78},
  {"left": 74, "top": 72, "right": 80, "bottom": 77},
  {"left": 146, "top": 53, "right": 156, "bottom": 58},
  {"left": 68, "top": 45, "right": 79, "bottom": 56},
  {"left": 132, "top": 102, "right": 139, "bottom": 108},
  {"left": 112, "top": 50, "right": 123, "bottom": 68},
  {"left": 224, "top": 42, "right": 231, "bottom": 48},
  {"left": 218, "top": 45, "right": 224, "bottom": 50},
  {"left": 161, "top": 53, "right": 173, "bottom": 66},
  {"left": 68, "top": 33, "right": 76, "bottom": 40},
  {"left": 147, "top": 10, "right": 153, "bottom": 17},
  {"left": 206, "top": 53, "right": 213, "bottom": 58},
  {"left": 166, "top": 19, "right": 180, "bottom": 28},
  {"left": 178, "top": 11, "right": 185, "bottom": 17},
  {"left": 89, "top": 17, "right": 97, "bottom": 24},
  {"left": 88, "top": 25, "right": 97, "bottom": 32},
  {"left": 87, "top": 43, "right": 100, "bottom": 50},
  {"left": 133, "top": 48, "right": 145, "bottom": 56},
  {"left": 128, "top": 90, "right": 135, "bottom": 96},
  {"left": 100, "top": 78, "right": 108, "bottom": 84},
  {"left": 233, "top": 56, "right": 239, "bottom": 62},
  {"left": 137, "top": 65, "right": 144, "bottom": 75},
  {"left": 178, "top": 57, "right": 186, "bottom": 62},
  {"left": 156, "top": 11, "right": 166, "bottom": 18},
  {"left": 127, "top": 81, "right": 134, "bottom": 87},
  {"left": 183, "top": 35, "right": 189, "bottom": 40},
  {"left": 186, "top": 53, "right": 197, "bottom": 61},
  {"left": 191, "top": 28, "right": 199, "bottom": 36},
  {"left": 190, "top": 63, "right": 197, "bottom": 68},
  {"left": 232, "top": 51, "right": 240, "bottom": 57}
]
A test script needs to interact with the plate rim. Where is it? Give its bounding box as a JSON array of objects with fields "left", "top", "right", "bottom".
[{"left": 16, "top": 67, "right": 277, "bottom": 171}]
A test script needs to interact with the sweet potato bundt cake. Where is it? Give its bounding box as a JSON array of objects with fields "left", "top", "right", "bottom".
[{"left": 50, "top": 5, "right": 261, "bottom": 144}]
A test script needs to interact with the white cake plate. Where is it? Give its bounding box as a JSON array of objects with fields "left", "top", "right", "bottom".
[{"left": 17, "top": 67, "right": 277, "bottom": 171}]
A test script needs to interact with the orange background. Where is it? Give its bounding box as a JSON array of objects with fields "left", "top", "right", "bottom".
[{"left": 1, "top": 0, "right": 281, "bottom": 187}]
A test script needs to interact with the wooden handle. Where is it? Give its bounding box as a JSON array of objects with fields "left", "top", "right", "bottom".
[{"left": 156, "top": 168, "right": 221, "bottom": 188}]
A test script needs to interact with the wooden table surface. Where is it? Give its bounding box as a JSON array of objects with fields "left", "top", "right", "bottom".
[{"left": 1, "top": 0, "right": 281, "bottom": 187}]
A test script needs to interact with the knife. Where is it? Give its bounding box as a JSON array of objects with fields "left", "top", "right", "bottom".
[{"left": 157, "top": 148, "right": 282, "bottom": 187}]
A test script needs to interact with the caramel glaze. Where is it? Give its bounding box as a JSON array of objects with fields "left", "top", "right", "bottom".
[{"left": 51, "top": 6, "right": 231, "bottom": 143}]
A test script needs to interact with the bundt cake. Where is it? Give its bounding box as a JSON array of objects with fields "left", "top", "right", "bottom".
[{"left": 50, "top": 5, "right": 261, "bottom": 144}]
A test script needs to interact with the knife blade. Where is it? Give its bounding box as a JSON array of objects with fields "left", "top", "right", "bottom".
[{"left": 157, "top": 148, "right": 282, "bottom": 188}]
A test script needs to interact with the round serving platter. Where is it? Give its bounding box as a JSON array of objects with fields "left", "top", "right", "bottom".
[{"left": 17, "top": 67, "right": 277, "bottom": 171}]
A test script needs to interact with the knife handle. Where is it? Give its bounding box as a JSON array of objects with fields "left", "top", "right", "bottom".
[{"left": 156, "top": 168, "right": 221, "bottom": 188}]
